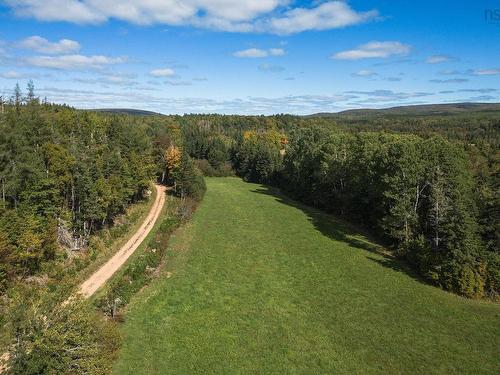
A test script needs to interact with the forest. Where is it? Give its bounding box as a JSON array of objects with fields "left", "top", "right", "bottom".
[
  {"left": 0, "top": 83, "right": 498, "bottom": 372},
  {"left": 0, "top": 82, "right": 500, "bottom": 298},
  {"left": 180, "top": 111, "right": 499, "bottom": 299},
  {"left": 1, "top": 83, "right": 498, "bottom": 299},
  {"left": 0, "top": 83, "right": 204, "bottom": 292}
]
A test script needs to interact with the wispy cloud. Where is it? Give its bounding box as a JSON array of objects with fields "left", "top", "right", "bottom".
[
  {"left": 458, "top": 88, "right": 497, "bottom": 93},
  {"left": 473, "top": 68, "right": 500, "bottom": 76},
  {"left": 351, "top": 69, "right": 377, "bottom": 77},
  {"left": 333, "top": 41, "right": 411, "bottom": 60},
  {"left": 437, "top": 68, "right": 500, "bottom": 77},
  {"left": 0, "top": 70, "right": 52, "bottom": 80},
  {"left": 0, "top": 70, "right": 27, "bottom": 79},
  {"left": 438, "top": 69, "right": 464, "bottom": 75},
  {"left": 426, "top": 55, "right": 451, "bottom": 64},
  {"left": 467, "top": 95, "right": 496, "bottom": 101},
  {"left": 164, "top": 80, "right": 192, "bottom": 86},
  {"left": 35, "top": 85, "right": 495, "bottom": 115},
  {"left": 383, "top": 76, "right": 402, "bottom": 82},
  {"left": 74, "top": 72, "right": 138, "bottom": 87},
  {"left": 35, "top": 87, "right": 357, "bottom": 114},
  {"left": 268, "top": 48, "right": 285, "bottom": 56},
  {"left": 429, "top": 78, "right": 469, "bottom": 83},
  {"left": 150, "top": 68, "right": 176, "bottom": 77},
  {"left": 18, "top": 36, "right": 80, "bottom": 54},
  {"left": 26, "top": 54, "right": 125, "bottom": 70},
  {"left": 233, "top": 48, "right": 285, "bottom": 58},
  {"left": 345, "top": 89, "right": 432, "bottom": 102},
  {"left": 258, "top": 64, "right": 285, "bottom": 73}
]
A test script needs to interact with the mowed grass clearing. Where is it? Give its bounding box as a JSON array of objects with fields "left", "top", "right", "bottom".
[{"left": 114, "top": 177, "right": 500, "bottom": 374}]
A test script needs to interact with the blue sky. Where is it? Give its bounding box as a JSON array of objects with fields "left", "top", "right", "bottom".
[{"left": 0, "top": 0, "right": 499, "bottom": 114}]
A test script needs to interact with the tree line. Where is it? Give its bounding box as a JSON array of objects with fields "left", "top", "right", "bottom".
[
  {"left": 179, "top": 113, "right": 498, "bottom": 299},
  {"left": 0, "top": 84, "right": 497, "bottom": 300},
  {"left": 0, "top": 83, "right": 204, "bottom": 291}
]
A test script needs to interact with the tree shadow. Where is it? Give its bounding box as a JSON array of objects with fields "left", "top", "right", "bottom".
[{"left": 251, "top": 184, "right": 424, "bottom": 284}]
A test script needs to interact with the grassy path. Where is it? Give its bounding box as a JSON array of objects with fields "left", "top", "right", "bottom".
[{"left": 114, "top": 177, "right": 499, "bottom": 374}]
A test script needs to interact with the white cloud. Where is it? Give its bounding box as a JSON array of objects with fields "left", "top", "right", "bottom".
[
  {"left": 437, "top": 68, "right": 500, "bottom": 76},
  {"left": 351, "top": 69, "right": 377, "bottom": 77},
  {"left": 345, "top": 89, "right": 433, "bottom": 103},
  {"left": 426, "top": 55, "right": 451, "bottom": 64},
  {"left": 150, "top": 68, "right": 176, "bottom": 77},
  {"left": 0, "top": 70, "right": 52, "bottom": 80},
  {"left": 5, "top": 1, "right": 379, "bottom": 34},
  {"left": 74, "top": 72, "right": 138, "bottom": 86},
  {"left": 233, "top": 47, "right": 285, "bottom": 58},
  {"left": 438, "top": 69, "right": 462, "bottom": 75},
  {"left": 473, "top": 68, "right": 500, "bottom": 76},
  {"left": 6, "top": 0, "right": 106, "bottom": 24},
  {"left": 258, "top": 64, "right": 285, "bottom": 73},
  {"left": 333, "top": 41, "right": 411, "bottom": 60},
  {"left": 267, "top": 1, "right": 378, "bottom": 34},
  {"left": 19, "top": 36, "right": 81, "bottom": 54},
  {"left": 165, "top": 80, "right": 192, "bottom": 86},
  {"left": 26, "top": 54, "right": 125, "bottom": 70},
  {"left": 233, "top": 48, "right": 267, "bottom": 58},
  {"left": 269, "top": 48, "right": 285, "bottom": 56},
  {"left": 0, "top": 71, "right": 25, "bottom": 79}
]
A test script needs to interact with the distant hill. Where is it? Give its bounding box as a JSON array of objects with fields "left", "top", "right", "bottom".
[
  {"left": 87, "top": 108, "right": 163, "bottom": 116},
  {"left": 84, "top": 103, "right": 500, "bottom": 118},
  {"left": 308, "top": 103, "right": 500, "bottom": 118}
]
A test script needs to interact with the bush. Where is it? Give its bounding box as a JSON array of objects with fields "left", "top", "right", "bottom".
[
  {"left": 194, "top": 159, "right": 234, "bottom": 177},
  {"left": 454, "top": 263, "right": 485, "bottom": 299},
  {"left": 484, "top": 253, "right": 500, "bottom": 300},
  {"left": 8, "top": 286, "right": 119, "bottom": 374}
]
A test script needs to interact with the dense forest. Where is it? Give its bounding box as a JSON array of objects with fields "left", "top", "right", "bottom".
[
  {"left": 179, "top": 112, "right": 499, "bottom": 299},
  {"left": 0, "top": 83, "right": 204, "bottom": 292},
  {"left": 0, "top": 83, "right": 497, "bottom": 298}
]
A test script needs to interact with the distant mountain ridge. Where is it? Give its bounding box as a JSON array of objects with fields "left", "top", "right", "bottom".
[
  {"left": 308, "top": 102, "right": 500, "bottom": 118},
  {"left": 84, "top": 102, "right": 500, "bottom": 117},
  {"left": 87, "top": 108, "right": 163, "bottom": 116}
]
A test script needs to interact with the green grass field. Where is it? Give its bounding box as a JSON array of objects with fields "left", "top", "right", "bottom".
[{"left": 114, "top": 177, "right": 500, "bottom": 374}]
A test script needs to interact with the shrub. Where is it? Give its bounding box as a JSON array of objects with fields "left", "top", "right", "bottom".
[
  {"left": 484, "top": 253, "right": 500, "bottom": 300},
  {"left": 194, "top": 159, "right": 234, "bottom": 177},
  {"left": 8, "top": 286, "right": 119, "bottom": 374}
]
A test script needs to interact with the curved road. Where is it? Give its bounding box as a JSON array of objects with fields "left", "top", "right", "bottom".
[
  {"left": 79, "top": 184, "right": 167, "bottom": 298},
  {"left": 0, "top": 185, "right": 167, "bottom": 373}
]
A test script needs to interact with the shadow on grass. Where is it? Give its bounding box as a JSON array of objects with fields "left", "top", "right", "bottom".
[{"left": 251, "top": 184, "right": 424, "bottom": 284}]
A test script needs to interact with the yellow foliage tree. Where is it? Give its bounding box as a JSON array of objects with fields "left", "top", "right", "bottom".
[
  {"left": 243, "top": 130, "right": 256, "bottom": 141},
  {"left": 165, "top": 145, "right": 182, "bottom": 175}
]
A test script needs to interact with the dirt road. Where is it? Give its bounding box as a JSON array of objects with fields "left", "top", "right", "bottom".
[
  {"left": 79, "top": 184, "right": 167, "bottom": 298},
  {"left": 0, "top": 185, "right": 167, "bottom": 373}
]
